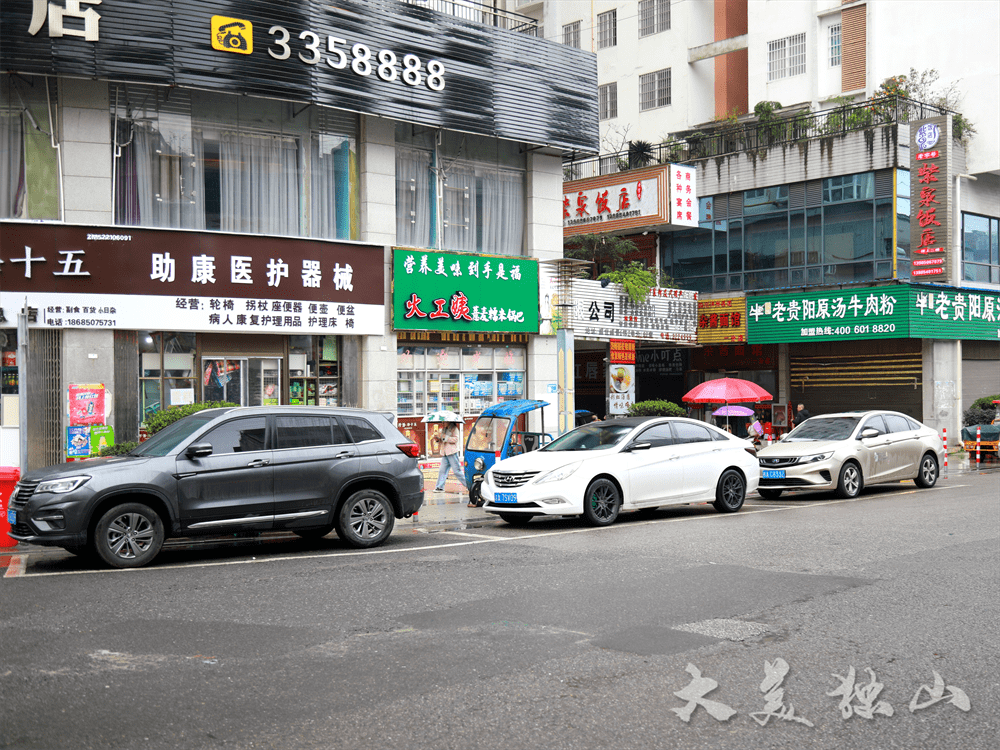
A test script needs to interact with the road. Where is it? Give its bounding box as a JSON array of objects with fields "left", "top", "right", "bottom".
[{"left": 2, "top": 469, "right": 998, "bottom": 750}]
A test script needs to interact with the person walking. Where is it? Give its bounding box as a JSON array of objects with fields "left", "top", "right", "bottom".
[
  {"left": 433, "top": 421, "right": 467, "bottom": 495},
  {"left": 793, "top": 403, "right": 811, "bottom": 428}
]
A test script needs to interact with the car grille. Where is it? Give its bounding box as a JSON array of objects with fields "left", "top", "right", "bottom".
[
  {"left": 760, "top": 477, "right": 812, "bottom": 486},
  {"left": 8, "top": 480, "right": 39, "bottom": 510},
  {"left": 759, "top": 457, "right": 799, "bottom": 468},
  {"left": 11, "top": 522, "right": 33, "bottom": 537},
  {"left": 492, "top": 471, "right": 539, "bottom": 488}
]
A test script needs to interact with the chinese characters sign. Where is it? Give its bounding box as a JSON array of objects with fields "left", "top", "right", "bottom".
[
  {"left": 747, "top": 284, "right": 1000, "bottom": 343},
  {"left": 563, "top": 165, "right": 669, "bottom": 237},
  {"left": 0, "top": 222, "right": 385, "bottom": 335},
  {"left": 609, "top": 338, "right": 636, "bottom": 365},
  {"left": 608, "top": 364, "right": 635, "bottom": 416},
  {"left": 670, "top": 165, "right": 699, "bottom": 227},
  {"left": 697, "top": 297, "right": 747, "bottom": 344},
  {"left": 909, "top": 117, "right": 951, "bottom": 282},
  {"left": 570, "top": 279, "right": 698, "bottom": 343},
  {"left": 391, "top": 249, "right": 539, "bottom": 333}
]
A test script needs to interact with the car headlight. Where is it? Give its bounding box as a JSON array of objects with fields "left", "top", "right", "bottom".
[
  {"left": 535, "top": 462, "right": 582, "bottom": 484},
  {"left": 35, "top": 476, "right": 90, "bottom": 494},
  {"left": 801, "top": 452, "right": 834, "bottom": 463},
  {"left": 474, "top": 457, "right": 485, "bottom": 471}
]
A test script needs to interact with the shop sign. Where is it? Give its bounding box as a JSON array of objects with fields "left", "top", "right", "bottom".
[
  {"left": 608, "top": 364, "right": 635, "bottom": 416},
  {"left": 909, "top": 116, "right": 951, "bottom": 282},
  {"left": 609, "top": 339, "right": 636, "bottom": 364},
  {"left": 637, "top": 348, "right": 686, "bottom": 377},
  {"left": 391, "top": 249, "right": 539, "bottom": 334},
  {"left": 564, "top": 169, "right": 663, "bottom": 235},
  {"left": 0, "top": 222, "right": 385, "bottom": 335},
  {"left": 697, "top": 296, "right": 747, "bottom": 344},
  {"left": 570, "top": 279, "right": 698, "bottom": 343},
  {"left": 748, "top": 285, "right": 1000, "bottom": 343},
  {"left": 670, "top": 165, "right": 699, "bottom": 228}
]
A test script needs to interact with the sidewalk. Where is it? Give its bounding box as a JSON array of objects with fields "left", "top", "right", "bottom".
[{"left": 411, "top": 457, "right": 494, "bottom": 529}]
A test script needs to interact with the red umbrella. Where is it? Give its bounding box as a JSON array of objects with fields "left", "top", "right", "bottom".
[{"left": 682, "top": 377, "right": 773, "bottom": 404}]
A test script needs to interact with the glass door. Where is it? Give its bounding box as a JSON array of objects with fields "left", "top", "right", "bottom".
[{"left": 202, "top": 358, "right": 281, "bottom": 406}]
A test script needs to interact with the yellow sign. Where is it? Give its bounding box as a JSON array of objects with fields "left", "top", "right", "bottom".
[
  {"left": 697, "top": 296, "right": 747, "bottom": 344},
  {"left": 211, "top": 16, "right": 253, "bottom": 55}
]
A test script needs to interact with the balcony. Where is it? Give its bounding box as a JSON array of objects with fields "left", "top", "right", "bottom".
[
  {"left": 564, "top": 97, "right": 953, "bottom": 181},
  {"left": 402, "top": 0, "right": 539, "bottom": 35}
]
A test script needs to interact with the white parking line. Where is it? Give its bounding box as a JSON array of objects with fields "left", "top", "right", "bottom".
[
  {"left": 5, "top": 484, "right": 966, "bottom": 579},
  {"left": 3, "top": 554, "right": 26, "bottom": 577}
]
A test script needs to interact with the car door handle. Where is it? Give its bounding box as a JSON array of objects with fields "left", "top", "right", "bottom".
[
  {"left": 334, "top": 451, "right": 354, "bottom": 460},
  {"left": 247, "top": 459, "right": 270, "bottom": 468}
]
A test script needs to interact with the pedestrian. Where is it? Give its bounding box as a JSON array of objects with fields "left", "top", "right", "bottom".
[
  {"left": 434, "top": 421, "right": 467, "bottom": 495},
  {"left": 793, "top": 403, "right": 811, "bottom": 428}
]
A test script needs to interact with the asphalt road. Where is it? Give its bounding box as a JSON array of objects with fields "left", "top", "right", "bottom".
[{"left": 2, "top": 470, "right": 998, "bottom": 750}]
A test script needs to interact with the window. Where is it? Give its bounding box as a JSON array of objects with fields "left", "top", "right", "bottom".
[
  {"left": 341, "top": 416, "right": 383, "bottom": 443},
  {"left": 635, "top": 423, "right": 675, "bottom": 448},
  {"left": 201, "top": 417, "right": 267, "bottom": 454},
  {"left": 861, "top": 415, "right": 888, "bottom": 437},
  {"left": 883, "top": 414, "right": 913, "bottom": 434},
  {"left": 599, "top": 83, "right": 618, "bottom": 120},
  {"left": 598, "top": 10, "right": 617, "bottom": 49},
  {"left": 1, "top": 75, "right": 59, "bottom": 220},
  {"left": 672, "top": 422, "right": 713, "bottom": 444},
  {"left": 111, "top": 84, "right": 359, "bottom": 240},
  {"left": 639, "top": 0, "right": 671, "bottom": 38},
  {"left": 640, "top": 69, "right": 671, "bottom": 111},
  {"left": 824, "top": 173, "right": 874, "bottom": 203},
  {"left": 962, "top": 212, "right": 1000, "bottom": 284},
  {"left": 275, "top": 417, "right": 335, "bottom": 449},
  {"left": 829, "top": 23, "right": 842, "bottom": 67},
  {"left": 563, "top": 21, "right": 581, "bottom": 48},
  {"left": 768, "top": 33, "right": 806, "bottom": 81}
]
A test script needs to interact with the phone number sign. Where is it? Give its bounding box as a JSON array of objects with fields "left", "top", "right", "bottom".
[
  {"left": 391, "top": 249, "right": 539, "bottom": 333},
  {"left": 748, "top": 285, "right": 1000, "bottom": 343}
]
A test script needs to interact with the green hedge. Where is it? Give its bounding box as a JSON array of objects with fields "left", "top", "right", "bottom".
[
  {"left": 99, "top": 441, "right": 139, "bottom": 457},
  {"left": 144, "top": 401, "right": 238, "bottom": 434},
  {"left": 970, "top": 394, "right": 1000, "bottom": 411},
  {"left": 627, "top": 400, "right": 687, "bottom": 417}
]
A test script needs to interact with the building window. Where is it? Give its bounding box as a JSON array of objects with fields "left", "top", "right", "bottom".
[
  {"left": 829, "top": 23, "right": 842, "bottom": 67},
  {"left": 963, "top": 212, "right": 1000, "bottom": 284},
  {"left": 1, "top": 75, "right": 59, "bottom": 220},
  {"left": 599, "top": 83, "right": 618, "bottom": 120},
  {"left": 395, "top": 124, "right": 526, "bottom": 256},
  {"left": 111, "top": 84, "right": 359, "bottom": 240},
  {"left": 598, "top": 10, "right": 617, "bottom": 50},
  {"left": 767, "top": 32, "right": 806, "bottom": 81},
  {"left": 563, "top": 21, "right": 581, "bottom": 48},
  {"left": 823, "top": 173, "right": 874, "bottom": 203},
  {"left": 640, "top": 69, "right": 671, "bottom": 111},
  {"left": 639, "top": 0, "right": 671, "bottom": 38}
]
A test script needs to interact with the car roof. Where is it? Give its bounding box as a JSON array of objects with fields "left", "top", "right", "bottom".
[
  {"left": 801, "top": 410, "right": 913, "bottom": 419},
  {"left": 477, "top": 399, "right": 549, "bottom": 418}
]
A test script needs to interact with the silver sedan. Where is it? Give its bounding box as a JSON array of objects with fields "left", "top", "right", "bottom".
[{"left": 755, "top": 411, "right": 944, "bottom": 499}]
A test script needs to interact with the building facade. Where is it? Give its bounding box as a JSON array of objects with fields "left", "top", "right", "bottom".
[{"left": 0, "top": 0, "right": 598, "bottom": 470}]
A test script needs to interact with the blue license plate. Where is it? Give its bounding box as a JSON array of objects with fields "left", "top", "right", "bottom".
[
  {"left": 494, "top": 492, "right": 518, "bottom": 504},
  {"left": 7, "top": 509, "right": 14, "bottom": 526},
  {"left": 762, "top": 469, "right": 786, "bottom": 479}
]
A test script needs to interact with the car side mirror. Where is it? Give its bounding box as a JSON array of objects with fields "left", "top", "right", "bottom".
[
  {"left": 860, "top": 428, "right": 879, "bottom": 440},
  {"left": 185, "top": 443, "right": 213, "bottom": 459},
  {"left": 627, "top": 442, "right": 652, "bottom": 452}
]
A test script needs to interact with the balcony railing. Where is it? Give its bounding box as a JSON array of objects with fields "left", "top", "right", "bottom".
[
  {"left": 401, "top": 0, "right": 539, "bottom": 35},
  {"left": 564, "top": 96, "right": 953, "bottom": 181}
]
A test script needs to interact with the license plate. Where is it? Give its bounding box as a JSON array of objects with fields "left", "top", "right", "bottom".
[
  {"left": 762, "top": 469, "right": 786, "bottom": 479},
  {"left": 7, "top": 509, "right": 14, "bottom": 526},
  {"left": 493, "top": 492, "right": 518, "bottom": 504}
]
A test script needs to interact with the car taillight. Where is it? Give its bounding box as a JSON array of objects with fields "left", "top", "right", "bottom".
[
  {"left": 397, "top": 443, "right": 420, "bottom": 458},
  {"left": 744, "top": 446, "right": 758, "bottom": 457}
]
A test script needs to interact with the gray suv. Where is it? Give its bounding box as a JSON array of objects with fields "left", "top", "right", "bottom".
[{"left": 7, "top": 406, "right": 424, "bottom": 568}]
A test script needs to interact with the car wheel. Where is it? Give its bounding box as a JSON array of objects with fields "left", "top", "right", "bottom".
[
  {"left": 713, "top": 469, "right": 746, "bottom": 513},
  {"left": 498, "top": 512, "right": 533, "bottom": 526},
  {"left": 758, "top": 488, "right": 783, "bottom": 500},
  {"left": 93, "top": 503, "right": 164, "bottom": 568},
  {"left": 835, "top": 462, "right": 863, "bottom": 499},
  {"left": 582, "top": 478, "right": 621, "bottom": 527},
  {"left": 336, "top": 490, "right": 394, "bottom": 548},
  {"left": 292, "top": 524, "right": 335, "bottom": 539},
  {"left": 915, "top": 453, "right": 939, "bottom": 488}
]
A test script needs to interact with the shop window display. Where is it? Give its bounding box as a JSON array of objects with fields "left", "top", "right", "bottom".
[{"left": 288, "top": 335, "right": 340, "bottom": 406}]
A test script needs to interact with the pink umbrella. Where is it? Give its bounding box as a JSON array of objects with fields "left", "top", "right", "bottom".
[
  {"left": 683, "top": 378, "right": 773, "bottom": 431},
  {"left": 682, "top": 378, "right": 773, "bottom": 404}
]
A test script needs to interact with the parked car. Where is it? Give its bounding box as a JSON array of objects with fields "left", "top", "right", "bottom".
[
  {"left": 478, "top": 417, "right": 759, "bottom": 526},
  {"left": 7, "top": 406, "right": 423, "bottom": 568},
  {"left": 755, "top": 410, "right": 943, "bottom": 499}
]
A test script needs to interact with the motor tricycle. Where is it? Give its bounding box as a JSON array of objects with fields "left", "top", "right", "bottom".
[{"left": 464, "top": 399, "right": 552, "bottom": 506}]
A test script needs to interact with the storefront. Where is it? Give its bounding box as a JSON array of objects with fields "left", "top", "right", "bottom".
[{"left": 747, "top": 282, "right": 1000, "bottom": 433}]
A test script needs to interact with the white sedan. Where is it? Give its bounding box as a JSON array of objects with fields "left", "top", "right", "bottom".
[{"left": 480, "top": 417, "right": 760, "bottom": 526}]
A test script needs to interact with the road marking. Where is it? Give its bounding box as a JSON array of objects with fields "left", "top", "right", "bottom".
[
  {"left": 3, "top": 554, "right": 26, "bottom": 577},
  {"left": 2, "top": 482, "right": 978, "bottom": 579}
]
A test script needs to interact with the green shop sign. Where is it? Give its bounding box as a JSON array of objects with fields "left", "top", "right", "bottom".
[
  {"left": 392, "top": 249, "right": 539, "bottom": 333},
  {"left": 748, "top": 285, "right": 1000, "bottom": 343}
]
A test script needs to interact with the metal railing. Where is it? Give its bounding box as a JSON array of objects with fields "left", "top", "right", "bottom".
[
  {"left": 400, "top": 0, "right": 539, "bottom": 35},
  {"left": 564, "top": 97, "right": 953, "bottom": 181}
]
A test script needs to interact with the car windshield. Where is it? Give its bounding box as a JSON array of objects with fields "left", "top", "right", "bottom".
[
  {"left": 783, "top": 416, "right": 861, "bottom": 442},
  {"left": 466, "top": 417, "right": 510, "bottom": 453},
  {"left": 542, "top": 423, "right": 634, "bottom": 451},
  {"left": 131, "top": 413, "right": 219, "bottom": 457}
]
